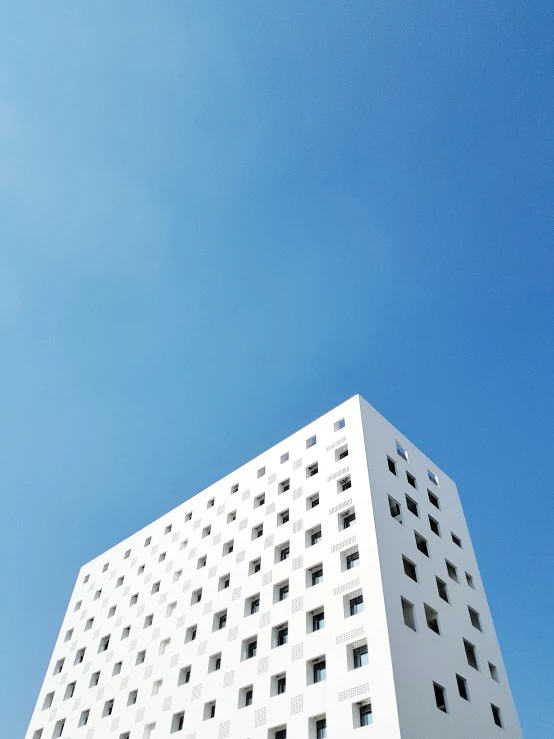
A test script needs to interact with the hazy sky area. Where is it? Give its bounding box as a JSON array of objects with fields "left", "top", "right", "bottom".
[{"left": 1, "top": 2, "right": 553, "bottom": 737}]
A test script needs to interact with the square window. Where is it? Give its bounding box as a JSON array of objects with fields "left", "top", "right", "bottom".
[
  {"left": 138, "top": 564, "right": 145, "bottom": 573},
  {"left": 164, "top": 524, "right": 172, "bottom": 534},
  {"left": 307, "top": 493, "right": 320, "bottom": 509},
  {"left": 280, "top": 452, "right": 289, "bottom": 464},
  {"left": 207, "top": 498, "right": 215, "bottom": 508},
  {"left": 346, "top": 550, "right": 360, "bottom": 570},
  {"left": 336, "top": 444, "right": 349, "bottom": 461},
  {"left": 334, "top": 418, "right": 345, "bottom": 431},
  {"left": 466, "top": 572, "right": 475, "bottom": 589},
  {"left": 436, "top": 577, "right": 449, "bottom": 603},
  {"left": 127, "top": 689, "right": 138, "bottom": 706},
  {"left": 231, "top": 483, "right": 239, "bottom": 494},
  {"left": 308, "top": 526, "right": 322, "bottom": 547},
  {"left": 252, "top": 524, "right": 264, "bottom": 540},
  {"left": 349, "top": 594, "right": 364, "bottom": 616},
  {"left": 171, "top": 711, "right": 185, "bottom": 733},
  {"left": 306, "top": 435, "right": 317, "bottom": 448},
  {"left": 112, "top": 662, "right": 122, "bottom": 676},
  {"left": 414, "top": 532, "right": 429, "bottom": 557},
  {"left": 489, "top": 662, "right": 500, "bottom": 682},
  {"left": 52, "top": 719, "right": 66, "bottom": 738},
  {"left": 396, "top": 441, "right": 408, "bottom": 461},
  {"left": 446, "top": 560, "right": 458, "bottom": 582},
  {"left": 428, "top": 490, "right": 440, "bottom": 509},
  {"left": 464, "top": 639, "right": 479, "bottom": 670},
  {"left": 307, "top": 462, "right": 319, "bottom": 478},
  {"left": 338, "top": 475, "right": 351, "bottom": 492},
  {"left": 197, "top": 555, "right": 207, "bottom": 569},
  {"left": 227, "top": 510, "right": 236, "bottom": 523},
  {"left": 279, "top": 478, "right": 290, "bottom": 494},
  {"left": 136, "top": 650, "right": 146, "bottom": 665},
  {"left": 144, "top": 614, "right": 154, "bottom": 628},
  {"left": 185, "top": 512, "right": 192, "bottom": 521},
  {"left": 468, "top": 607, "right": 483, "bottom": 631},
  {"left": 275, "top": 542, "right": 290, "bottom": 563},
  {"left": 312, "top": 658, "right": 326, "bottom": 683},
  {"left": 257, "top": 466, "right": 266, "bottom": 478},
  {"left": 144, "top": 537, "right": 151, "bottom": 547},
  {"left": 254, "top": 494, "right": 265, "bottom": 508},
  {"left": 341, "top": 509, "right": 356, "bottom": 530},
  {"left": 209, "top": 652, "right": 222, "bottom": 673},
  {"left": 78, "top": 709, "right": 90, "bottom": 727},
  {"left": 116, "top": 576, "right": 124, "bottom": 587},
  {"left": 74, "top": 646, "right": 85, "bottom": 663},
  {"left": 428, "top": 469, "right": 439, "bottom": 485},
  {"left": 353, "top": 644, "right": 369, "bottom": 668},
  {"left": 402, "top": 598, "right": 416, "bottom": 631},
  {"left": 102, "top": 562, "right": 109, "bottom": 572},
  {"left": 309, "top": 566, "right": 323, "bottom": 587},
  {"left": 310, "top": 608, "right": 325, "bottom": 632},
  {"left": 64, "top": 629, "right": 73, "bottom": 642},
  {"left": 277, "top": 581, "right": 289, "bottom": 602},
  {"left": 249, "top": 558, "right": 261, "bottom": 575},
  {"left": 452, "top": 533, "right": 463, "bottom": 548},
  {"left": 185, "top": 625, "right": 197, "bottom": 643},
  {"left": 424, "top": 604, "right": 440, "bottom": 634},
  {"left": 90, "top": 671, "right": 101, "bottom": 686},
  {"left": 243, "top": 637, "right": 257, "bottom": 660},
  {"left": 273, "top": 623, "right": 288, "bottom": 647},
  {"left": 202, "top": 526, "right": 211, "bottom": 538},
  {"left": 278, "top": 509, "right": 290, "bottom": 526},
  {"left": 178, "top": 666, "right": 191, "bottom": 685},
  {"left": 223, "top": 540, "right": 234, "bottom": 555},
  {"left": 151, "top": 581, "right": 160, "bottom": 594},
  {"left": 429, "top": 516, "right": 441, "bottom": 536},
  {"left": 387, "top": 456, "right": 397, "bottom": 475},
  {"left": 389, "top": 496, "right": 402, "bottom": 522}
]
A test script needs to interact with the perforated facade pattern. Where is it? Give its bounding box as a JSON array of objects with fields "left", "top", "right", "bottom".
[{"left": 25, "top": 395, "right": 521, "bottom": 739}]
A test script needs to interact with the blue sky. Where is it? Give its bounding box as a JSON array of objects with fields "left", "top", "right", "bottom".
[{"left": 1, "top": 2, "right": 552, "bottom": 737}]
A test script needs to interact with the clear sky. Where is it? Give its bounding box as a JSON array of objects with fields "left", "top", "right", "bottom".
[{"left": 1, "top": 2, "right": 552, "bottom": 737}]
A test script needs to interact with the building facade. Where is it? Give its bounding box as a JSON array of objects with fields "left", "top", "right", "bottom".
[{"left": 25, "top": 395, "right": 522, "bottom": 739}]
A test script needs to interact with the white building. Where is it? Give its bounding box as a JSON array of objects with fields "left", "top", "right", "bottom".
[{"left": 25, "top": 395, "right": 522, "bottom": 739}]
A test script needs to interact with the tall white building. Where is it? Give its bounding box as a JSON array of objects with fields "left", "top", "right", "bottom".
[{"left": 25, "top": 395, "right": 522, "bottom": 739}]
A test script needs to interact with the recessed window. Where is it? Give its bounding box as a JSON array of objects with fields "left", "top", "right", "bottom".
[
  {"left": 424, "top": 604, "right": 440, "bottom": 634},
  {"left": 207, "top": 498, "right": 215, "bottom": 508},
  {"left": 456, "top": 674, "right": 469, "bottom": 700},
  {"left": 74, "top": 647, "right": 86, "bottom": 664},
  {"left": 197, "top": 555, "right": 207, "bottom": 569},
  {"left": 446, "top": 560, "right": 458, "bottom": 582},
  {"left": 338, "top": 475, "right": 351, "bottom": 492},
  {"left": 152, "top": 681, "right": 163, "bottom": 697},
  {"left": 402, "top": 598, "right": 416, "bottom": 631},
  {"left": 136, "top": 650, "right": 146, "bottom": 665},
  {"left": 310, "top": 566, "right": 323, "bottom": 587},
  {"left": 464, "top": 639, "right": 479, "bottom": 670},
  {"left": 53, "top": 658, "right": 65, "bottom": 675},
  {"left": 164, "top": 524, "right": 172, "bottom": 534},
  {"left": 428, "top": 490, "right": 440, "bottom": 509},
  {"left": 64, "top": 681, "right": 76, "bottom": 700},
  {"left": 231, "top": 483, "right": 239, "bottom": 494},
  {"left": 309, "top": 526, "right": 322, "bottom": 546},
  {"left": 185, "top": 512, "right": 192, "bottom": 521},
  {"left": 144, "top": 614, "right": 154, "bottom": 629},
  {"left": 112, "top": 662, "right": 122, "bottom": 676},
  {"left": 185, "top": 625, "right": 197, "bottom": 643},
  {"left": 307, "top": 462, "right": 319, "bottom": 478},
  {"left": 83, "top": 574, "right": 89, "bottom": 583},
  {"left": 78, "top": 709, "right": 90, "bottom": 727},
  {"left": 138, "top": 563, "right": 145, "bottom": 573},
  {"left": 387, "top": 456, "right": 397, "bottom": 475},
  {"left": 202, "top": 525, "right": 211, "bottom": 538},
  {"left": 254, "top": 494, "right": 265, "bottom": 508},
  {"left": 130, "top": 593, "right": 139, "bottom": 606},
  {"left": 277, "top": 581, "right": 289, "bottom": 602},
  {"left": 52, "top": 719, "right": 65, "bottom": 738},
  {"left": 428, "top": 469, "right": 439, "bottom": 485},
  {"left": 389, "top": 496, "right": 402, "bottom": 522},
  {"left": 240, "top": 685, "right": 254, "bottom": 708},
  {"left": 102, "top": 699, "right": 114, "bottom": 717},
  {"left": 98, "top": 634, "right": 111, "bottom": 652},
  {"left": 415, "top": 532, "right": 429, "bottom": 557},
  {"left": 276, "top": 542, "right": 290, "bottom": 563},
  {"left": 310, "top": 608, "right": 325, "bottom": 632},
  {"left": 278, "top": 509, "right": 290, "bottom": 526},
  {"left": 218, "top": 574, "right": 231, "bottom": 591},
  {"left": 315, "top": 717, "right": 327, "bottom": 739},
  {"left": 491, "top": 704, "right": 503, "bottom": 727},
  {"left": 192, "top": 588, "right": 202, "bottom": 605},
  {"left": 178, "top": 666, "right": 191, "bottom": 685},
  {"left": 358, "top": 702, "right": 373, "bottom": 727},
  {"left": 273, "top": 673, "right": 287, "bottom": 695},
  {"left": 396, "top": 441, "right": 408, "bottom": 461},
  {"left": 433, "top": 683, "right": 447, "bottom": 712},
  {"left": 90, "top": 671, "right": 101, "bottom": 686},
  {"left": 349, "top": 594, "right": 364, "bottom": 616},
  {"left": 144, "top": 537, "right": 151, "bottom": 547},
  {"left": 451, "top": 533, "right": 463, "bottom": 548},
  {"left": 158, "top": 551, "right": 166, "bottom": 563},
  {"left": 280, "top": 452, "right": 289, "bottom": 464},
  {"left": 252, "top": 524, "right": 264, "bottom": 540},
  {"left": 43, "top": 692, "right": 55, "bottom": 709},
  {"left": 312, "top": 658, "right": 326, "bottom": 683},
  {"left": 223, "top": 540, "right": 234, "bottom": 555},
  {"left": 171, "top": 711, "right": 185, "bottom": 733},
  {"left": 403, "top": 556, "right": 418, "bottom": 582},
  {"left": 336, "top": 444, "right": 349, "bottom": 461},
  {"left": 466, "top": 572, "right": 475, "bottom": 589},
  {"left": 127, "top": 689, "right": 138, "bottom": 706},
  {"left": 405, "top": 495, "right": 418, "bottom": 517},
  {"left": 203, "top": 700, "right": 216, "bottom": 720},
  {"left": 85, "top": 618, "right": 94, "bottom": 631},
  {"left": 257, "top": 466, "right": 266, "bottom": 478},
  {"left": 64, "top": 628, "right": 73, "bottom": 642},
  {"left": 273, "top": 623, "right": 288, "bottom": 648},
  {"left": 279, "top": 478, "right": 290, "bottom": 494},
  {"left": 489, "top": 662, "right": 499, "bottom": 682},
  {"left": 102, "top": 562, "right": 109, "bottom": 572},
  {"left": 227, "top": 510, "right": 236, "bottom": 523},
  {"left": 306, "top": 435, "right": 317, "bottom": 448},
  {"left": 353, "top": 643, "right": 368, "bottom": 668},
  {"left": 334, "top": 418, "right": 345, "bottom": 431},
  {"left": 244, "top": 638, "right": 257, "bottom": 660},
  {"left": 121, "top": 625, "right": 131, "bottom": 639},
  {"left": 209, "top": 653, "right": 222, "bottom": 673},
  {"left": 436, "top": 577, "right": 449, "bottom": 603},
  {"left": 307, "top": 493, "right": 320, "bottom": 509},
  {"left": 468, "top": 607, "right": 483, "bottom": 631},
  {"left": 173, "top": 569, "right": 182, "bottom": 583},
  {"left": 275, "top": 728, "right": 287, "bottom": 739},
  {"left": 116, "top": 576, "right": 124, "bottom": 587},
  {"left": 249, "top": 558, "right": 261, "bottom": 575},
  {"left": 216, "top": 610, "right": 227, "bottom": 631},
  {"left": 429, "top": 516, "right": 441, "bottom": 536},
  {"left": 246, "top": 594, "right": 260, "bottom": 616},
  {"left": 108, "top": 605, "right": 116, "bottom": 618},
  {"left": 406, "top": 472, "right": 417, "bottom": 489}
]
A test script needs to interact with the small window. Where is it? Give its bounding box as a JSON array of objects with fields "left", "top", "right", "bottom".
[
  {"left": 209, "top": 653, "right": 222, "bottom": 673},
  {"left": 245, "top": 638, "right": 258, "bottom": 660},
  {"left": 313, "top": 658, "right": 326, "bottom": 683},
  {"left": 273, "top": 624, "right": 288, "bottom": 647},
  {"left": 436, "top": 577, "right": 449, "bottom": 603},
  {"left": 192, "top": 588, "right": 202, "bottom": 605},
  {"left": 127, "top": 689, "right": 138, "bottom": 706},
  {"left": 389, "top": 496, "right": 402, "bottom": 522},
  {"left": 90, "top": 671, "right": 101, "bottom": 686},
  {"left": 353, "top": 644, "right": 369, "bottom": 668},
  {"left": 252, "top": 524, "right": 264, "bottom": 540},
  {"left": 52, "top": 720, "right": 65, "bottom": 738},
  {"left": 359, "top": 702, "right": 373, "bottom": 726},
  {"left": 405, "top": 495, "right": 418, "bottom": 516},
  {"left": 276, "top": 542, "right": 290, "bottom": 563},
  {"left": 64, "top": 628, "right": 73, "bottom": 642},
  {"left": 102, "top": 562, "right": 109, "bottom": 572},
  {"left": 185, "top": 512, "right": 192, "bottom": 521},
  {"left": 164, "top": 524, "right": 172, "bottom": 534},
  {"left": 446, "top": 560, "right": 458, "bottom": 582},
  {"left": 63, "top": 681, "right": 76, "bottom": 700},
  {"left": 428, "top": 490, "right": 440, "bottom": 509},
  {"left": 173, "top": 569, "right": 182, "bottom": 583},
  {"left": 338, "top": 475, "right": 351, "bottom": 492},
  {"left": 491, "top": 704, "right": 503, "bottom": 728},
  {"left": 396, "top": 441, "right": 408, "bottom": 461},
  {"left": 278, "top": 509, "right": 290, "bottom": 526},
  {"left": 307, "top": 462, "right": 319, "bottom": 478},
  {"left": 202, "top": 525, "right": 211, "bottom": 538},
  {"left": 402, "top": 598, "right": 416, "bottom": 631},
  {"left": 78, "top": 710, "right": 90, "bottom": 727},
  {"left": 185, "top": 625, "right": 197, "bottom": 643},
  {"left": 403, "top": 556, "right": 418, "bottom": 582},
  {"left": 249, "top": 558, "right": 261, "bottom": 575},
  {"left": 94, "top": 590, "right": 101, "bottom": 600},
  {"left": 306, "top": 435, "right": 317, "bottom": 448},
  {"left": 489, "top": 662, "right": 499, "bottom": 682},
  {"left": 464, "top": 639, "right": 479, "bottom": 670},
  {"left": 144, "top": 614, "right": 154, "bottom": 628},
  {"left": 144, "top": 536, "right": 151, "bottom": 547},
  {"left": 74, "top": 647, "right": 86, "bottom": 664},
  {"left": 216, "top": 610, "right": 227, "bottom": 630},
  {"left": 112, "top": 662, "right": 122, "bottom": 676},
  {"left": 309, "top": 526, "right": 322, "bottom": 546},
  {"left": 159, "top": 551, "right": 166, "bottom": 563},
  {"left": 136, "top": 650, "right": 146, "bottom": 665},
  {"left": 257, "top": 466, "right": 266, "bottom": 478},
  {"left": 197, "top": 555, "right": 207, "bottom": 569},
  {"left": 171, "top": 711, "right": 185, "bottom": 732},
  {"left": 223, "top": 540, "right": 234, "bottom": 555},
  {"left": 151, "top": 679, "right": 162, "bottom": 696},
  {"left": 429, "top": 516, "right": 441, "bottom": 536},
  {"left": 350, "top": 594, "right": 364, "bottom": 616},
  {"left": 218, "top": 574, "right": 231, "bottom": 591},
  {"left": 241, "top": 686, "right": 254, "bottom": 708},
  {"left": 336, "top": 444, "right": 349, "bottom": 461},
  {"left": 279, "top": 478, "right": 290, "bottom": 494},
  {"left": 75, "top": 599, "right": 82, "bottom": 611},
  {"left": 278, "top": 582, "right": 289, "bottom": 601},
  {"left": 138, "top": 563, "right": 145, "bottom": 573},
  {"left": 83, "top": 574, "right": 89, "bottom": 583},
  {"left": 178, "top": 666, "right": 191, "bottom": 685},
  {"left": 451, "top": 533, "right": 463, "bottom": 548},
  {"left": 428, "top": 469, "right": 439, "bottom": 486},
  {"left": 121, "top": 625, "right": 131, "bottom": 639},
  {"left": 468, "top": 607, "right": 482, "bottom": 631},
  {"left": 433, "top": 683, "right": 447, "bottom": 712},
  {"left": 275, "top": 729, "right": 287, "bottom": 739},
  {"left": 456, "top": 674, "right": 469, "bottom": 700},
  {"left": 315, "top": 717, "right": 327, "bottom": 739},
  {"left": 414, "top": 532, "right": 429, "bottom": 557},
  {"left": 53, "top": 658, "right": 64, "bottom": 675},
  {"left": 387, "top": 456, "right": 397, "bottom": 475},
  {"left": 466, "top": 572, "right": 475, "bottom": 589},
  {"left": 307, "top": 493, "right": 320, "bottom": 509},
  {"left": 85, "top": 618, "right": 94, "bottom": 631},
  {"left": 151, "top": 581, "right": 160, "bottom": 594},
  {"left": 43, "top": 692, "right": 55, "bottom": 709},
  {"left": 346, "top": 550, "right": 360, "bottom": 570},
  {"left": 424, "top": 604, "right": 440, "bottom": 634},
  {"left": 130, "top": 593, "right": 139, "bottom": 606},
  {"left": 207, "top": 498, "right": 215, "bottom": 508},
  {"left": 311, "top": 567, "right": 323, "bottom": 586},
  {"left": 275, "top": 674, "right": 287, "bottom": 695},
  {"left": 98, "top": 634, "right": 111, "bottom": 652},
  {"left": 247, "top": 594, "right": 260, "bottom": 616},
  {"left": 254, "top": 494, "right": 265, "bottom": 508},
  {"left": 280, "top": 452, "right": 289, "bottom": 464},
  {"left": 108, "top": 605, "right": 116, "bottom": 618},
  {"left": 231, "top": 483, "right": 239, "bottom": 494},
  {"left": 102, "top": 699, "right": 114, "bottom": 717},
  {"left": 311, "top": 608, "right": 325, "bottom": 632},
  {"left": 227, "top": 510, "right": 236, "bottom": 523},
  {"left": 406, "top": 471, "right": 417, "bottom": 489},
  {"left": 334, "top": 418, "right": 345, "bottom": 431},
  {"left": 341, "top": 509, "right": 356, "bottom": 530},
  {"left": 116, "top": 576, "right": 124, "bottom": 587}
]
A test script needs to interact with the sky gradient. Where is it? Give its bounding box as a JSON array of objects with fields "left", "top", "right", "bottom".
[{"left": 1, "top": 2, "right": 553, "bottom": 737}]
